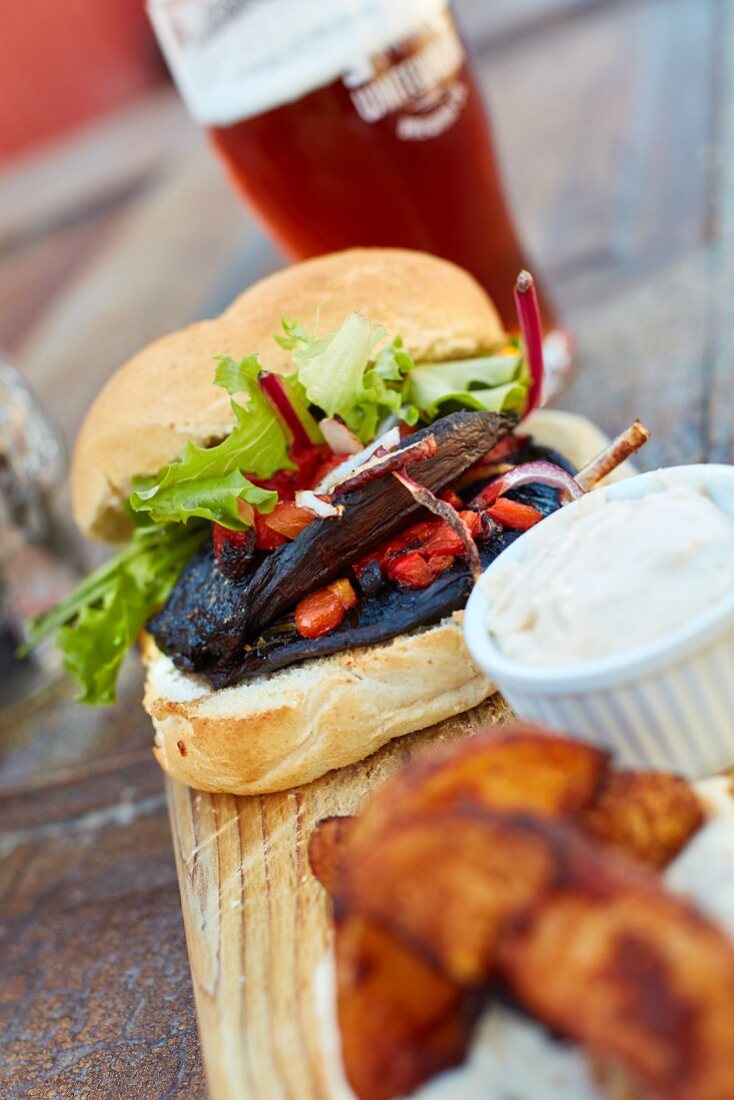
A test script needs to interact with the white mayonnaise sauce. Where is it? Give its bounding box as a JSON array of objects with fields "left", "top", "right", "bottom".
[{"left": 486, "top": 485, "right": 734, "bottom": 667}]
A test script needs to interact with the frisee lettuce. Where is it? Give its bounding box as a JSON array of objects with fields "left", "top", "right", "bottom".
[
  {"left": 279, "top": 313, "right": 527, "bottom": 439},
  {"left": 21, "top": 523, "right": 208, "bottom": 705},
  {"left": 280, "top": 312, "right": 419, "bottom": 442},
  {"left": 406, "top": 352, "right": 529, "bottom": 420},
  {"left": 129, "top": 355, "right": 290, "bottom": 529}
]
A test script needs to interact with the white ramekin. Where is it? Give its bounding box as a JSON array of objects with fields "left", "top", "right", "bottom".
[{"left": 464, "top": 465, "right": 734, "bottom": 778}]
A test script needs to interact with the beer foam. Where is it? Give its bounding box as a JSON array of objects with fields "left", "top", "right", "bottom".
[{"left": 150, "top": 0, "right": 449, "bottom": 126}]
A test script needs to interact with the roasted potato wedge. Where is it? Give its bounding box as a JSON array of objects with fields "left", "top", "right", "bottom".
[
  {"left": 314, "top": 726, "right": 713, "bottom": 1100},
  {"left": 502, "top": 842, "right": 734, "bottom": 1100},
  {"left": 349, "top": 727, "right": 609, "bottom": 853},
  {"left": 581, "top": 769, "right": 704, "bottom": 869},
  {"left": 336, "top": 912, "right": 482, "bottom": 1100},
  {"left": 343, "top": 807, "right": 559, "bottom": 984},
  {"left": 308, "top": 815, "right": 354, "bottom": 895},
  {"left": 310, "top": 746, "right": 702, "bottom": 899}
]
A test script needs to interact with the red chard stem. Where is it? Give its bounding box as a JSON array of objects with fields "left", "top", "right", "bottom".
[
  {"left": 514, "top": 270, "right": 545, "bottom": 415},
  {"left": 258, "top": 371, "right": 313, "bottom": 451}
]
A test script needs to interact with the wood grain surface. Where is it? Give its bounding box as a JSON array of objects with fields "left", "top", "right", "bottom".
[
  {"left": 166, "top": 698, "right": 511, "bottom": 1100},
  {"left": 1, "top": 0, "right": 733, "bottom": 1096}
]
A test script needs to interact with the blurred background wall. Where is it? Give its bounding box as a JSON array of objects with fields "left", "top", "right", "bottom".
[
  {"left": 0, "top": 0, "right": 531, "bottom": 165},
  {"left": 0, "top": 0, "right": 165, "bottom": 165}
]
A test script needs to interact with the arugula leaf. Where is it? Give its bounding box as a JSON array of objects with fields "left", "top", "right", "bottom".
[
  {"left": 285, "top": 312, "right": 418, "bottom": 442},
  {"left": 406, "top": 353, "right": 529, "bottom": 420},
  {"left": 21, "top": 523, "right": 207, "bottom": 705},
  {"left": 129, "top": 355, "right": 289, "bottom": 530}
]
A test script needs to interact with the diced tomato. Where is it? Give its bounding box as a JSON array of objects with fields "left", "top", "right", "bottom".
[
  {"left": 251, "top": 467, "right": 299, "bottom": 499},
  {"left": 329, "top": 577, "right": 359, "bottom": 611},
  {"left": 459, "top": 509, "right": 482, "bottom": 538},
  {"left": 486, "top": 498, "right": 543, "bottom": 530},
  {"left": 427, "top": 554, "right": 455, "bottom": 576},
  {"left": 295, "top": 578, "right": 359, "bottom": 638},
  {"left": 295, "top": 589, "right": 344, "bottom": 638},
  {"left": 212, "top": 524, "right": 252, "bottom": 555},
  {"left": 386, "top": 551, "right": 435, "bottom": 589},
  {"left": 356, "top": 506, "right": 485, "bottom": 589},
  {"left": 354, "top": 520, "right": 438, "bottom": 578},
  {"left": 252, "top": 444, "right": 348, "bottom": 500},
  {"left": 263, "top": 500, "right": 314, "bottom": 540},
  {"left": 422, "top": 525, "right": 465, "bottom": 559},
  {"left": 253, "top": 510, "right": 288, "bottom": 550},
  {"left": 440, "top": 489, "right": 464, "bottom": 509},
  {"left": 420, "top": 511, "right": 481, "bottom": 560}
]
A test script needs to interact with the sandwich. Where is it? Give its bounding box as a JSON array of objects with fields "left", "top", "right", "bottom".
[{"left": 22, "top": 248, "right": 644, "bottom": 794}]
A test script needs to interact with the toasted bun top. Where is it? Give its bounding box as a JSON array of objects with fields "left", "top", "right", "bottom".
[{"left": 72, "top": 248, "right": 505, "bottom": 541}]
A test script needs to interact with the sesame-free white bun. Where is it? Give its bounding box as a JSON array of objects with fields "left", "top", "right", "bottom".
[{"left": 71, "top": 248, "right": 505, "bottom": 542}]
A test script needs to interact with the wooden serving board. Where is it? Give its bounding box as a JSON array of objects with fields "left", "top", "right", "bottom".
[
  {"left": 166, "top": 697, "right": 511, "bottom": 1100},
  {"left": 164, "top": 413, "right": 625, "bottom": 1100}
]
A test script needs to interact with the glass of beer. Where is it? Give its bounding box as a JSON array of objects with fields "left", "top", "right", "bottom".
[{"left": 148, "top": 0, "right": 571, "bottom": 380}]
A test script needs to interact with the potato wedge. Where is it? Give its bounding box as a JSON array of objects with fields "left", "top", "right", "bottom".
[
  {"left": 308, "top": 815, "right": 354, "bottom": 895},
  {"left": 502, "top": 839, "right": 734, "bottom": 1100},
  {"left": 343, "top": 807, "right": 559, "bottom": 984},
  {"left": 312, "top": 766, "right": 703, "bottom": 898},
  {"left": 581, "top": 769, "right": 704, "bottom": 869},
  {"left": 348, "top": 726, "right": 608, "bottom": 852},
  {"left": 336, "top": 912, "right": 482, "bottom": 1100}
]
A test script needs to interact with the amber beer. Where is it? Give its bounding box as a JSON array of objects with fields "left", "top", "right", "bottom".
[{"left": 150, "top": 0, "right": 560, "bottom": 335}]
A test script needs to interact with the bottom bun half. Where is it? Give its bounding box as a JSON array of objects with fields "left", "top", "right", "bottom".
[{"left": 142, "top": 615, "right": 491, "bottom": 795}]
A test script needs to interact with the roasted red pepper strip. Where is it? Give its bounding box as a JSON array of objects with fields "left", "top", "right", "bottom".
[
  {"left": 440, "top": 489, "right": 464, "bottom": 509},
  {"left": 295, "top": 579, "right": 359, "bottom": 638},
  {"left": 486, "top": 498, "right": 543, "bottom": 530},
  {"left": 263, "top": 500, "right": 315, "bottom": 540},
  {"left": 386, "top": 551, "right": 436, "bottom": 589},
  {"left": 253, "top": 443, "right": 348, "bottom": 499},
  {"left": 354, "top": 521, "right": 438, "bottom": 579},
  {"left": 253, "top": 510, "right": 288, "bottom": 550}
]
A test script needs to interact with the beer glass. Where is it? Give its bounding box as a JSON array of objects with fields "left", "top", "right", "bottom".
[{"left": 148, "top": 0, "right": 570, "bottom": 378}]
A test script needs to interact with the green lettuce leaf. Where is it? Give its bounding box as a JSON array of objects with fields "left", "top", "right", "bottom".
[
  {"left": 406, "top": 353, "right": 529, "bottom": 420},
  {"left": 282, "top": 312, "right": 418, "bottom": 442},
  {"left": 21, "top": 522, "right": 207, "bottom": 705},
  {"left": 129, "top": 355, "right": 289, "bottom": 529}
]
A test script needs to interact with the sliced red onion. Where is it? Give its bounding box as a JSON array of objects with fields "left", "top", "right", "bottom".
[
  {"left": 258, "top": 371, "right": 313, "bottom": 450},
  {"left": 320, "top": 418, "right": 363, "bottom": 455},
  {"left": 294, "top": 490, "right": 344, "bottom": 519},
  {"left": 514, "top": 270, "right": 545, "bottom": 416},
  {"left": 334, "top": 435, "right": 436, "bottom": 495},
  {"left": 476, "top": 461, "right": 583, "bottom": 507},
  {"left": 393, "top": 471, "right": 483, "bottom": 583},
  {"left": 315, "top": 427, "right": 401, "bottom": 494}
]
